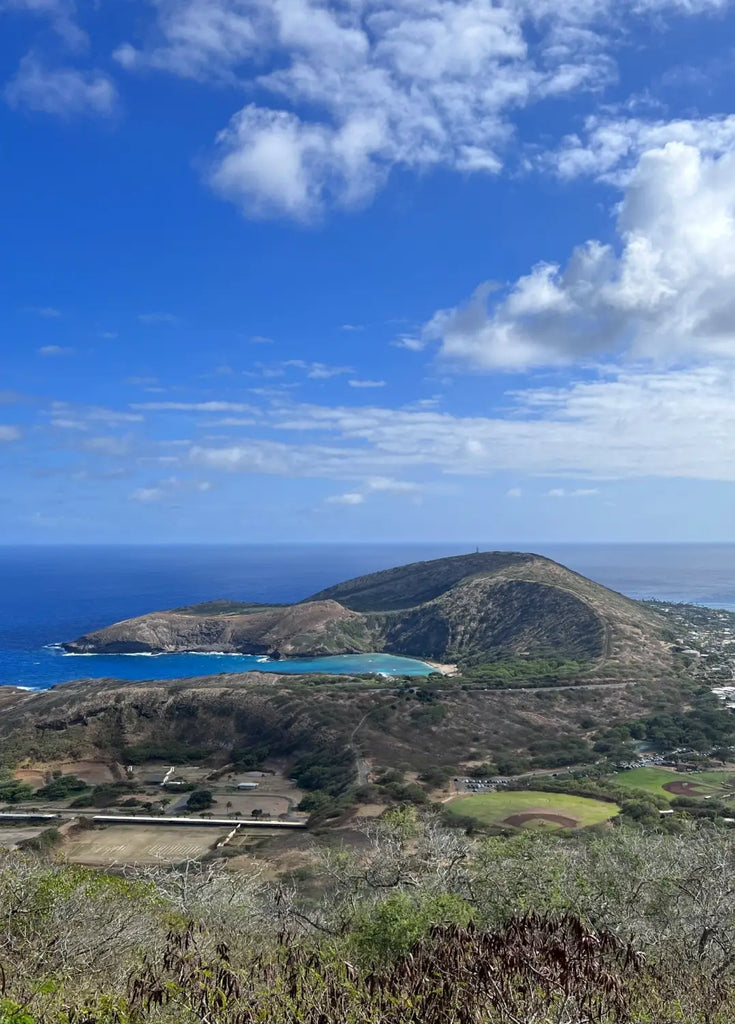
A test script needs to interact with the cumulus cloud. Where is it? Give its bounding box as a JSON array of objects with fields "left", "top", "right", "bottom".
[
  {"left": 38, "top": 345, "right": 72, "bottom": 355},
  {"left": 348, "top": 379, "right": 386, "bottom": 388},
  {"left": 5, "top": 54, "right": 117, "bottom": 116},
  {"left": 0, "top": 425, "right": 21, "bottom": 441},
  {"left": 113, "top": 0, "right": 727, "bottom": 219},
  {"left": 548, "top": 113, "right": 735, "bottom": 183},
  {"left": 426, "top": 133, "right": 735, "bottom": 369}
]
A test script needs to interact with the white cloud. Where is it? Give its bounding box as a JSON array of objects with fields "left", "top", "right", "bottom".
[
  {"left": 506, "top": 487, "right": 522, "bottom": 498},
  {"left": 130, "top": 476, "right": 213, "bottom": 502},
  {"left": 547, "top": 487, "right": 600, "bottom": 497},
  {"left": 348, "top": 378, "right": 386, "bottom": 388},
  {"left": 426, "top": 133, "right": 735, "bottom": 369},
  {"left": 206, "top": 417, "right": 257, "bottom": 426},
  {"left": 325, "top": 491, "right": 365, "bottom": 505},
  {"left": 38, "top": 345, "right": 72, "bottom": 355},
  {"left": 548, "top": 113, "right": 735, "bottom": 182},
  {"left": 393, "top": 334, "right": 426, "bottom": 352},
  {"left": 131, "top": 486, "right": 165, "bottom": 503},
  {"left": 250, "top": 334, "right": 273, "bottom": 344},
  {"left": 132, "top": 401, "right": 256, "bottom": 413},
  {"left": 51, "top": 417, "right": 86, "bottom": 430},
  {"left": 188, "top": 363, "right": 735, "bottom": 483},
  {"left": 283, "top": 360, "right": 354, "bottom": 379},
  {"left": 48, "top": 402, "right": 144, "bottom": 427},
  {"left": 365, "top": 476, "right": 418, "bottom": 493},
  {"left": 24, "top": 305, "right": 62, "bottom": 318},
  {"left": 114, "top": 0, "right": 727, "bottom": 219},
  {"left": 0, "top": 425, "right": 21, "bottom": 441},
  {"left": 5, "top": 54, "right": 117, "bottom": 117}
]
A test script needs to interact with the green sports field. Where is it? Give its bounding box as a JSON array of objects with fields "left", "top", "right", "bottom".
[
  {"left": 614, "top": 767, "right": 735, "bottom": 802},
  {"left": 446, "top": 790, "right": 619, "bottom": 830}
]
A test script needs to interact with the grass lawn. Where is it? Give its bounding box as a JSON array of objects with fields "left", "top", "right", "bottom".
[
  {"left": 446, "top": 790, "right": 619, "bottom": 830},
  {"left": 614, "top": 767, "right": 735, "bottom": 802}
]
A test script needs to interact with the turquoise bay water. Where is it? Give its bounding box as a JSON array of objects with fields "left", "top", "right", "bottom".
[{"left": 10, "top": 648, "right": 435, "bottom": 689}]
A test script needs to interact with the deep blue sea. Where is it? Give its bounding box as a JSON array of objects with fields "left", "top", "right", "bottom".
[{"left": 2, "top": 543, "right": 735, "bottom": 692}]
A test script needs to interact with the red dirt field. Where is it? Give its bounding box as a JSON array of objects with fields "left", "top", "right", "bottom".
[
  {"left": 15, "top": 760, "right": 117, "bottom": 787},
  {"left": 503, "top": 812, "right": 578, "bottom": 828},
  {"left": 662, "top": 780, "right": 709, "bottom": 797}
]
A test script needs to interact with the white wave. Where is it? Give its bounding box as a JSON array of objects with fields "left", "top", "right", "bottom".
[{"left": 62, "top": 651, "right": 161, "bottom": 657}]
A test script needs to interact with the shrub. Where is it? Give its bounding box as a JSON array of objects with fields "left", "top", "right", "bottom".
[
  {"left": 351, "top": 892, "right": 475, "bottom": 963},
  {"left": 0, "top": 780, "right": 34, "bottom": 804},
  {"left": 35, "top": 775, "right": 87, "bottom": 800},
  {"left": 186, "top": 790, "right": 215, "bottom": 812}
]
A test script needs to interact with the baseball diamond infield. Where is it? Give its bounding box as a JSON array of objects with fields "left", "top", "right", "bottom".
[
  {"left": 615, "top": 767, "right": 735, "bottom": 803},
  {"left": 446, "top": 790, "right": 619, "bottom": 829}
]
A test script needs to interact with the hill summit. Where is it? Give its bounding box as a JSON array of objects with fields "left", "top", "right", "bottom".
[{"left": 63, "top": 551, "right": 668, "bottom": 670}]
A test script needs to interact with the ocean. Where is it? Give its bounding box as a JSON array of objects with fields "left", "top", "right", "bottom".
[{"left": 1, "top": 543, "right": 735, "bottom": 692}]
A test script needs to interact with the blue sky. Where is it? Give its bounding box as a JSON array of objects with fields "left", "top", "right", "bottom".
[{"left": 3, "top": 0, "right": 735, "bottom": 543}]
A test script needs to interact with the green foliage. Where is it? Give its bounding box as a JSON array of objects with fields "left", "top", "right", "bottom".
[
  {"left": 35, "top": 775, "right": 87, "bottom": 800},
  {"left": 526, "top": 735, "right": 593, "bottom": 768},
  {"left": 16, "top": 827, "right": 62, "bottom": 855},
  {"left": 384, "top": 781, "right": 429, "bottom": 805},
  {"left": 0, "top": 998, "right": 37, "bottom": 1024},
  {"left": 291, "top": 745, "right": 355, "bottom": 795},
  {"left": 231, "top": 745, "right": 269, "bottom": 770},
  {"left": 619, "top": 799, "right": 663, "bottom": 825},
  {"left": 409, "top": 703, "right": 446, "bottom": 725},
  {"left": 511, "top": 775, "right": 667, "bottom": 810},
  {"left": 7, "top": 822, "right": 735, "bottom": 1021},
  {"left": 350, "top": 891, "right": 475, "bottom": 962},
  {"left": 495, "top": 755, "right": 532, "bottom": 775},
  {"left": 418, "top": 766, "right": 453, "bottom": 788},
  {"left": 631, "top": 703, "right": 735, "bottom": 751},
  {"left": 457, "top": 655, "right": 591, "bottom": 687},
  {"left": 69, "top": 782, "right": 135, "bottom": 808},
  {"left": 0, "top": 780, "right": 34, "bottom": 804},
  {"left": 186, "top": 789, "right": 215, "bottom": 811}
]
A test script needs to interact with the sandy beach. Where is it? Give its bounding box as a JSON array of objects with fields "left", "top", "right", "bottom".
[{"left": 424, "top": 660, "right": 458, "bottom": 676}]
